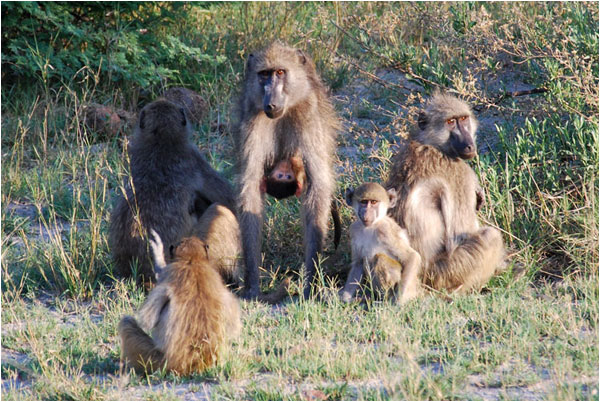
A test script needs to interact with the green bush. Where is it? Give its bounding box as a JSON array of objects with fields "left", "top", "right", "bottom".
[{"left": 1, "top": 2, "right": 221, "bottom": 95}]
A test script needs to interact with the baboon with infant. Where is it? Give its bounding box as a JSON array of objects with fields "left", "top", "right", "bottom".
[
  {"left": 236, "top": 41, "right": 340, "bottom": 299},
  {"left": 119, "top": 235, "right": 241, "bottom": 375},
  {"left": 385, "top": 92, "right": 505, "bottom": 293},
  {"left": 109, "top": 99, "right": 235, "bottom": 284},
  {"left": 340, "top": 183, "right": 421, "bottom": 303}
]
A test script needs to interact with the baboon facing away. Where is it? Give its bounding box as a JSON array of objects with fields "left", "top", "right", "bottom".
[
  {"left": 192, "top": 203, "right": 243, "bottom": 286},
  {"left": 385, "top": 92, "right": 505, "bottom": 293},
  {"left": 109, "top": 99, "right": 235, "bottom": 284},
  {"left": 340, "top": 183, "right": 422, "bottom": 303},
  {"left": 119, "top": 235, "right": 241, "bottom": 375},
  {"left": 236, "top": 41, "right": 340, "bottom": 299}
]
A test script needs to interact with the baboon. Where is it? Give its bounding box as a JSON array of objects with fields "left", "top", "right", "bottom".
[
  {"left": 385, "top": 92, "right": 505, "bottom": 293},
  {"left": 260, "top": 155, "right": 341, "bottom": 249},
  {"left": 236, "top": 41, "right": 340, "bottom": 299},
  {"left": 119, "top": 236, "right": 241, "bottom": 375},
  {"left": 192, "top": 203, "right": 243, "bottom": 286},
  {"left": 163, "top": 87, "right": 208, "bottom": 125},
  {"left": 260, "top": 155, "right": 306, "bottom": 200},
  {"left": 109, "top": 99, "right": 236, "bottom": 284},
  {"left": 340, "top": 183, "right": 422, "bottom": 304}
]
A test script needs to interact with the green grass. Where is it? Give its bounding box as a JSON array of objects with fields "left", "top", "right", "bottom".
[{"left": 1, "top": 2, "right": 598, "bottom": 400}]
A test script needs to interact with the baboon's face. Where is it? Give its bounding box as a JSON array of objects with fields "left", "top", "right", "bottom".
[
  {"left": 444, "top": 114, "right": 477, "bottom": 160},
  {"left": 417, "top": 95, "right": 479, "bottom": 160},
  {"left": 346, "top": 184, "right": 392, "bottom": 227},
  {"left": 246, "top": 44, "right": 310, "bottom": 119},
  {"left": 257, "top": 68, "right": 287, "bottom": 119}
]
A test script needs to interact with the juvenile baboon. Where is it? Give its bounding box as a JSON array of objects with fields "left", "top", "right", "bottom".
[
  {"left": 340, "top": 183, "right": 422, "bottom": 303},
  {"left": 236, "top": 41, "right": 340, "bottom": 299},
  {"left": 119, "top": 236, "right": 241, "bottom": 375},
  {"left": 385, "top": 92, "right": 505, "bottom": 292},
  {"left": 109, "top": 99, "right": 236, "bottom": 284},
  {"left": 192, "top": 203, "right": 243, "bottom": 286}
]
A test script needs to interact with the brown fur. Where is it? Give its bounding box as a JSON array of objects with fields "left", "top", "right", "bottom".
[
  {"left": 192, "top": 203, "right": 242, "bottom": 286},
  {"left": 341, "top": 183, "right": 422, "bottom": 304},
  {"left": 119, "top": 237, "right": 241, "bottom": 375},
  {"left": 163, "top": 87, "right": 208, "bottom": 125},
  {"left": 236, "top": 41, "right": 340, "bottom": 299},
  {"left": 385, "top": 93, "right": 505, "bottom": 293},
  {"left": 109, "top": 99, "right": 235, "bottom": 284}
]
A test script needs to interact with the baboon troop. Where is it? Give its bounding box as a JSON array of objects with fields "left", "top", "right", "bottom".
[
  {"left": 119, "top": 235, "right": 241, "bottom": 375},
  {"left": 111, "top": 41, "right": 509, "bottom": 376},
  {"left": 341, "top": 183, "right": 422, "bottom": 304},
  {"left": 235, "top": 41, "right": 340, "bottom": 299},
  {"left": 385, "top": 92, "right": 505, "bottom": 293},
  {"left": 109, "top": 99, "right": 235, "bottom": 284}
]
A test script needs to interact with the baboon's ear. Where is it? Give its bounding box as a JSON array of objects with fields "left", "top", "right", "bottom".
[
  {"left": 246, "top": 53, "right": 255, "bottom": 72},
  {"left": 296, "top": 49, "right": 307, "bottom": 65},
  {"left": 417, "top": 112, "right": 428, "bottom": 131},
  {"left": 179, "top": 107, "right": 187, "bottom": 126},
  {"left": 139, "top": 110, "right": 146, "bottom": 130},
  {"left": 169, "top": 244, "right": 175, "bottom": 259},
  {"left": 203, "top": 243, "right": 210, "bottom": 260},
  {"left": 345, "top": 188, "right": 355, "bottom": 207},
  {"left": 387, "top": 188, "right": 398, "bottom": 209}
]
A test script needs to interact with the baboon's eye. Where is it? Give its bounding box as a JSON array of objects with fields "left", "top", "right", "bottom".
[
  {"left": 446, "top": 119, "right": 455, "bottom": 125},
  {"left": 276, "top": 69, "right": 285, "bottom": 77},
  {"left": 459, "top": 116, "right": 469, "bottom": 121}
]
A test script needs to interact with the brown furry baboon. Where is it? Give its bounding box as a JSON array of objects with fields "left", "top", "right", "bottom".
[
  {"left": 236, "top": 41, "right": 340, "bottom": 299},
  {"left": 385, "top": 92, "right": 505, "bottom": 293},
  {"left": 340, "top": 183, "right": 421, "bottom": 303},
  {"left": 163, "top": 87, "right": 208, "bottom": 125},
  {"left": 192, "top": 203, "right": 243, "bottom": 286},
  {"left": 119, "top": 236, "right": 241, "bottom": 375},
  {"left": 260, "top": 155, "right": 306, "bottom": 200},
  {"left": 109, "top": 99, "right": 235, "bottom": 284}
]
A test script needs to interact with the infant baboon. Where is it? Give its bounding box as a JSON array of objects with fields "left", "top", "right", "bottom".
[
  {"left": 236, "top": 41, "right": 340, "bottom": 299},
  {"left": 109, "top": 99, "right": 235, "bottom": 284},
  {"left": 340, "top": 183, "right": 421, "bottom": 304},
  {"left": 260, "top": 155, "right": 306, "bottom": 200},
  {"left": 385, "top": 92, "right": 505, "bottom": 293},
  {"left": 119, "top": 236, "right": 241, "bottom": 375}
]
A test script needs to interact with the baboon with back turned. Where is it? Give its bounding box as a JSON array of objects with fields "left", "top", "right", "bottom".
[
  {"left": 109, "top": 99, "right": 235, "bottom": 285},
  {"left": 385, "top": 92, "right": 505, "bottom": 293},
  {"left": 119, "top": 235, "right": 241, "bottom": 375},
  {"left": 236, "top": 41, "right": 340, "bottom": 299}
]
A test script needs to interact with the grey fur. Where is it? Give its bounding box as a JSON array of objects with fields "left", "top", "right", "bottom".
[
  {"left": 109, "top": 99, "right": 235, "bottom": 284},
  {"left": 235, "top": 42, "right": 340, "bottom": 298},
  {"left": 386, "top": 92, "right": 505, "bottom": 293}
]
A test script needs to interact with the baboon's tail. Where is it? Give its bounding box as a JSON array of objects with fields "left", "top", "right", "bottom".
[
  {"left": 118, "top": 315, "right": 165, "bottom": 373},
  {"left": 331, "top": 202, "right": 341, "bottom": 250},
  {"left": 256, "top": 277, "right": 293, "bottom": 304}
]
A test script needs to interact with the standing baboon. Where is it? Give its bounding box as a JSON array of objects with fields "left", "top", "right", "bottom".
[
  {"left": 236, "top": 42, "right": 340, "bottom": 299},
  {"left": 119, "top": 235, "right": 241, "bottom": 375},
  {"left": 385, "top": 92, "right": 505, "bottom": 292},
  {"left": 109, "top": 99, "right": 235, "bottom": 284},
  {"left": 340, "top": 183, "right": 421, "bottom": 303}
]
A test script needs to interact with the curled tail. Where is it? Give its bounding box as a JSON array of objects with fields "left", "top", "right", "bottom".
[{"left": 118, "top": 315, "right": 165, "bottom": 373}]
